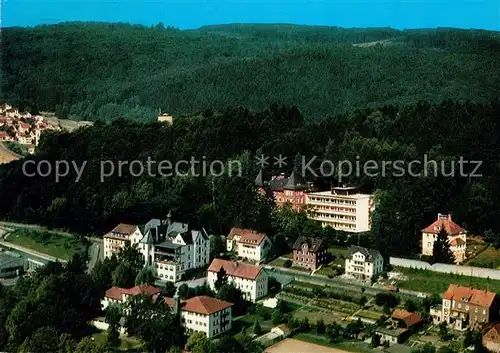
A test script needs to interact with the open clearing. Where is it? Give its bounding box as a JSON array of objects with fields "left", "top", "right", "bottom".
[
  {"left": 266, "top": 338, "right": 352, "bottom": 353},
  {"left": 0, "top": 142, "right": 20, "bottom": 164}
]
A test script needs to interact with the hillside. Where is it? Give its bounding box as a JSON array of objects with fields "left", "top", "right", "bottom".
[{"left": 1, "top": 23, "right": 499, "bottom": 122}]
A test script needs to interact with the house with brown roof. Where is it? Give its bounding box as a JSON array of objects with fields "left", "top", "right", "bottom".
[
  {"left": 292, "top": 237, "right": 329, "bottom": 270},
  {"left": 391, "top": 309, "right": 424, "bottom": 331},
  {"left": 438, "top": 284, "right": 499, "bottom": 331},
  {"left": 101, "top": 283, "right": 160, "bottom": 311},
  {"left": 226, "top": 228, "right": 272, "bottom": 263},
  {"left": 483, "top": 322, "right": 500, "bottom": 352},
  {"left": 207, "top": 258, "right": 268, "bottom": 302},
  {"left": 161, "top": 295, "right": 233, "bottom": 338},
  {"left": 103, "top": 223, "right": 143, "bottom": 258},
  {"left": 421, "top": 213, "right": 467, "bottom": 263}
]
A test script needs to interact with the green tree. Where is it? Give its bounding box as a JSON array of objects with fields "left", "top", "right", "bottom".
[
  {"left": 253, "top": 320, "right": 262, "bottom": 335},
  {"left": 216, "top": 283, "right": 246, "bottom": 315},
  {"left": 105, "top": 304, "right": 122, "bottom": 347},
  {"left": 316, "top": 319, "right": 326, "bottom": 335},
  {"left": 214, "top": 267, "right": 228, "bottom": 291},
  {"left": 57, "top": 333, "right": 77, "bottom": 353},
  {"left": 18, "top": 326, "right": 59, "bottom": 353},
  {"left": 112, "top": 262, "right": 136, "bottom": 288},
  {"left": 74, "top": 337, "right": 105, "bottom": 353},
  {"left": 432, "top": 228, "right": 455, "bottom": 264},
  {"left": 371, "top": 333, "right": 381, "bottom": 347},
  {"left": 135, "top": 266, "right": 155, "bottom": 285}
]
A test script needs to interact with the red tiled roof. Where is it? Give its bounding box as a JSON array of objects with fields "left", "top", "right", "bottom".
[
  {"left": 391, "top": 309, "right": 423, "bottom": 327},
  {"left": 422, "top": 214, "right": 466, "bottom": 235},
  {"left": 227, "top": 228, "right": 266, "bottom": 244},
  {"left": 450, "top": 238, "right": 466, "bottom": 246},
  {"left": 105, "top": 287, "right": 127, "bottom": 301},
  {"left": 208, "top": 258, "right": 262, "bottom": 280},
  {"left": 485, "top": 322, "right": 500, "bottom": 337},
  {"left": 443, "top": 284, "right": 496, "bottom": 308},
  {"left": 20, "top": 122, "right": 30, "bottom": 129},
  {"left": 105, "top": 284, "right": 159, "bottom": 301},
  {"left": 182, "top": 296, "right": 232, "bottom": 315},
  {"left": 0, "top": 131, "right": 8, "bottom": 138},
  {"left": 105, "top": 223, "right": 138, "bottom": 238},
  {"left": 125, "top": 283, "right": 160, "bottom": 296}
]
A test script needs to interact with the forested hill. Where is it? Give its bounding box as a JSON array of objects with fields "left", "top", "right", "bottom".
[{"left": 2, "top": 23, "right": 499, "bottom": 122}]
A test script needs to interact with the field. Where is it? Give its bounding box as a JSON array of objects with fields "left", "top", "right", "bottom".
[
  {"left": 91, "top": 331, "right": 143, "bottom": 351},
  {"left": 5, "top": 228, "right": 85, "bottom": 261},
  {"left": 266, "top": 338, "right": 351, "bottom": 353},
  {"left": 466, "top": 245, "right": 500, "bottom": 269},
  {"left": 355, "top": 310, "right": 383, "bottom": 321},
  {"left": 394, "top": 267, "right": 500, "bottom": 294},
  {"left": 0, "top": 142, "right": 20, "bottom": 164}
]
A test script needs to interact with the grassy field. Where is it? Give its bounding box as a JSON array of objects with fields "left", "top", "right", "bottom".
[
  {"left": 5, "top": 228, "right": 85, "bottom": 261},
  {"left": 355, "top": 310, "right": 383, "bottom": 320},
  {"left": 291, "top": 334, "right": 373, "bottom": 353},
  {"left": 91, "top": 332, "right": 143, "bottom": 351},
  {"left": 466, "top": 245, "right": 500, "bottom": 269},
  {"left": 394, "top": 267, "right": 500, "bottom": 294}
]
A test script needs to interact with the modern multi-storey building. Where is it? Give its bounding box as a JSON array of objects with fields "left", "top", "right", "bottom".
[
  {"left": 163, "top": 295, "right": 233, "bottom": 338},
  {"left": 137, "top": 213, "right": 210, "bottom": 282},
  {"left": 305, "top": 186, "right": 374, "bottom": 232},
  {"left": 431, "top": 284, "right": 499, "bottom": 331},
  {"left": 292, "top": 237, "right": 329, "bottom": 270},
  {"left": 226, "top": 228, "right": 273, "bottom": 263},
  {"left": 344, "top": 245, "right": 384, "bottom": 281},
  {"left": 207, "top": 258, "right": 268, "bottom": 302},
  {"left": 421, "top": 213, "right": 467, "bottom": 263}
]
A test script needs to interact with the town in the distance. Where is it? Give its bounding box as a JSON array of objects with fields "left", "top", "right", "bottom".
[{"left": 1, "top": 126, "right": 500, "bottom": 353}]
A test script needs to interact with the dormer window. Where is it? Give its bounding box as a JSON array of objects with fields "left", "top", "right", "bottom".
[{"left": 434, "top": 226, "right": 440, "bottom": 231}]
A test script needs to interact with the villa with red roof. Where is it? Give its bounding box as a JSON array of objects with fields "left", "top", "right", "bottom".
[
  {"left": 101, "top": 283, "right": 160, "bottom": 311},
  {"left": 160, "top": 295, "right": 233, "bottom": 338},
  {"left": 103, "top": 223, "right": 143, "bottom": 258},
  {"left": 421, "top": 213, "right": 467, "bottom": 263},
  {"left": 431, "top": 284, "right": 499, "bottom": 331},
  {"left": 226, "top": 228, "right": 273, "bottom": 263},
  {"left": 207, "top": 258, "right": 268, "bottom": 302}
]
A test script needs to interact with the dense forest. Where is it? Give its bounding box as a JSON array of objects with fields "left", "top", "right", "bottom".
[
  {"left": 1, "top": 100, "right": 500, "bottom": 257},
  {"left": 1, "top": 23, "right": 500, "bottom": 121}
]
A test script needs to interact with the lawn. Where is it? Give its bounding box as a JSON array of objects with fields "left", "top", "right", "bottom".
[
  {"left": 6, "top": 228, "right": 85, "bottom": 261},
  {"left": 91, "top": 331, "right": 143, "bottom": 351},
  {"left": 293, "top": 334, "right": 373, "bottom": 353},
  {"left": 294, "top": 307, "right": 345, "bottom": 324},
  {"left": 466, "top": 245, "right": 500, "bottom": 269},
  {"left": 394, "top": 267, "right": 500, "bottom": 294},
  {"left": 355, "top": 310, "right": 383, "bottom": 320},
  {"left": 329, "top": 247, "right": 348, "bottom": 267}
]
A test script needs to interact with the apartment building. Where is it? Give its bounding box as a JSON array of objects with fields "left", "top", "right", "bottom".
[
  {"left": 306, "top": 186, "right": 374, "bottom": 232},
  {"left": 344, "top": 245, "right": 384, "bottom": 281},
  {"left": 226, "top": 228, "right": 272, "bottom": 263},
  {"left": 137, "top": 213, "right": 210, "bottom": 282},
  {"left": 207, "top": 258, "right": 268, "bottom": 302},
  {"left": 101, "top": 283, "right": 160, "bottom": 311},
  {"left": 431, "top": 284, "right": 500, "bottom": 331},
  {"left": 103, "top": 223, "right": 143, "bottom": 259},
  {"left": 421, "top": 213, "right": 467, "bottom": 264},
  {"left": 292, "top": 237, "right": 329, "bottom": 270},
  {"left": 163, "top": 295, "right": 233, "bottom": 338}
]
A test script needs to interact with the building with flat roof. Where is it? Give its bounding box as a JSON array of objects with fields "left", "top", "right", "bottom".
[
  {"left": 306, "top": 186, "right": 374, "bottom": 232},
  {"left": 0, "top": 251, "right": 24, "bottom": 278}
]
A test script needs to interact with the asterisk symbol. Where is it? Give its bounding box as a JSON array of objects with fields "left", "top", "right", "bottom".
[
  {"left": 273, "top": 154, "right": 287, "bottom": 168},
  {"left": 255, "top": 154, "right": 269, "bottom": 168}
]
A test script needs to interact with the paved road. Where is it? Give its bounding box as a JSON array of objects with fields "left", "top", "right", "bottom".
[{"left": 87, "top": 242, "right": 101, "bottom": 273}]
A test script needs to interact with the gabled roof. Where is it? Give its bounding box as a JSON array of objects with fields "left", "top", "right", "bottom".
[
  {"left": 391, "top": 309, "right": 423, "bottom": 327},
  {"left": 422, "top": 213, "right": 466, "bottom": 235},
  {"left": 105, "top": 283, "right": 160, "bottom": 301},
  {"left": 227, "top": 228, "right": 267, "bottom": 246},
  {"left": 443, "top": 284, "right": 496, "bottom": 308},
  {"left": 292, "top": 237, "right": 324, "bottom": 252},
  {"left": 485, "top": 322, "right": 500, "bottom": 337},
  {"left": 283, "top": 170, "right": 307, "bottom": 190},
  {"left": 208, "top": 258, "right": 263, "bottom": 280},
  {"left": 348, "top": 245, "right": 381, "bottom": 262},
  {"left": 255, "top": 169, "right": 264, "bottom": 187},
  {"left": 450, "top": 238, "right": 466, "bottom": 246},
  {"left": 111, "top": 223, "right": 138, "bottom": 235},
  {"left": 182, "top": 296, "right": 233, "bottom": 315}
]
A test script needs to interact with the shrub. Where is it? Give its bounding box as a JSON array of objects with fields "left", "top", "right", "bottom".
[{"left": 284, "top": 260, "right": 292, "bottom": 268}]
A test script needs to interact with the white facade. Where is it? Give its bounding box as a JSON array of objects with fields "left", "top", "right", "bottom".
[
  {"left": 181, "top": 306, "right": 232, "bottom": 339},
  {"left": 207, "top": 260, "right": 269, "bottom": 302},
  {"left": 226, "top": 230, "right": 273, "bottom": 263},
  {"left": 421, "top": 214, "right": 467, "bottom": 264},
  {"left": 136, "top": 217, "right": 210, "bottom": 283},
  {"left": 344, "top": 246, "right": 384, "bottom": 281},
  {"left": 103, "top": 224, "right": 143, "bottom": 259},
  {"left": 306, "top": 187, "right": 374, "bottom": 232}
]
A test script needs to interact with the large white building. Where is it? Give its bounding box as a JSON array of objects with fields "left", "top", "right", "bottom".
[
  {"left": 163, "top": 295, "right": 233, "bottom": 338},
  {"left": 103, "top": 212, "right": 210, "bottom": 282},
  {"left": 344, "top": 245, "right": 384, "bottom": 281},
  {"left": 305, "top": 187, "right": 374, "bottom": 232},
  {"left": 226, "top": 228, "right": 273, "bottom": 263},
  {"left": 207, "top": 258, "right": 268, "bottom": 302}
]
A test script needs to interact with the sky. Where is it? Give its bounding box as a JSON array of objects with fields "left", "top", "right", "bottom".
[{"left": 1, "top": 0, "right": 499, "bottom": 31}]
